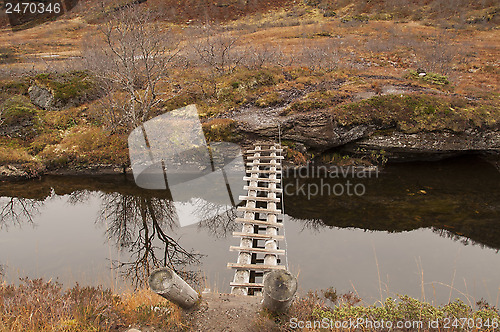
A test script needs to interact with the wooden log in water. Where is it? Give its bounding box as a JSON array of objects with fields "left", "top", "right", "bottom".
[
  {"left": 262, "top": 270, "right": 298, "bottom": 312},
  {"left": 149, "top": 268, "right": 199, "bottom": 309}
]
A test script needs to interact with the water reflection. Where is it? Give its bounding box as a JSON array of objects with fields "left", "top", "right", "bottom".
[
  {"left": 97, "top": 193, "right": 203, "bottom": 288},
  {"left": 0, "top": 156, "right": 498, "bottom": 297},
  {"left": 0, "top": 197, "right": 42, "bottom": 230},
  {"left": 283, "top": 156, "right": 500, "bottom": 251},
  {"left": 193, "top": 198, "right": 239, "bottom": 239}
]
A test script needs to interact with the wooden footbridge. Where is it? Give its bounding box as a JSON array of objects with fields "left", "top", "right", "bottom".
[
  {"left": 150, "top": 143, "right": 297, "bottom": 311},
  {"left": 228, "top": 143, "right": 287, "bottom": 296}
]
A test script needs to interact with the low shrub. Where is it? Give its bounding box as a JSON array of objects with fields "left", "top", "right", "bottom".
[
  {"left": 255, "top": 92, "right": 285, "bottom": 108},
  {"left": 39, "top": 127, "right": 128, "bottom": 167},
  {"left": 282, "top": 90, "right": 351, "bottom": 115},
  {"left": 407, "top": 70, "right": 450, "bottom": 85},
  {"left": 32, "top": 71, "right": 99, "bottom": 107},
  {"left": 202, "top": 118, "right": 239, "bottom": 142}
]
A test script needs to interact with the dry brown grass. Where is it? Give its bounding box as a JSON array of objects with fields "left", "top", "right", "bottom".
[
  {"left": 39, "top": 126, "right": 128, "bottom": 168},
  {"left": 0, "top": 142, "right": 34, "bottom": 165},
  {"left": 0, "top": 278, "right": 186, "bottom": 332},
  {"left": 0, "top": 2, "right": 497, "bottom": 172}
]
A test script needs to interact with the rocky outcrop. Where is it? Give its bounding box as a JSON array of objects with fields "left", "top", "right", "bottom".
[
  {"left": 0, "top": 118, "right": 36, "bottom": 138},
  {"left": 232, "top": 108, "right": 500, "bottom": 160},
  {"left": 0, "top": 164, "right": 42, "bottom": 181},
  {"left": 347, "top": 129, "right": 500, "bottom": 161}
]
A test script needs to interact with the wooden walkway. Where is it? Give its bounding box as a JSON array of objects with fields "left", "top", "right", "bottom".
[{"left": 228, "top": 144, "right": 286, "bottom": 296}]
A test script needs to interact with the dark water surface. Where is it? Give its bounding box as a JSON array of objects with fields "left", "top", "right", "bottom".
[{"left": 0, "top": 156, "right": 498, "bottom": 305}]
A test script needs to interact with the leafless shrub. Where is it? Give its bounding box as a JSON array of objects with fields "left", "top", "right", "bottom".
[
  {"left": 298, "top": 40, "right": 341, "bottom": 71},
  {"left": 241, "top": 43, "right": 285, "bottom": 69},
  {"left": 186, "top": 25, "right": 244, "bottom": 97},
  {"left": 414, "top": 31, "right": 458, "bottom": 75},
  {"left": 82, "top": 6, "right": 178, "bottom": 131},
  {"left": 191, "top": 26, "right": 242, "bottom": 76}
]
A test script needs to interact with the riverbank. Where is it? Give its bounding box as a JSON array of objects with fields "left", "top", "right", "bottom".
[
  {"left": 1, "top": 278, "right": 499, "bottom": 332},
  {"left": 1, "top": 3, "right": 499, "bottom": 182}
]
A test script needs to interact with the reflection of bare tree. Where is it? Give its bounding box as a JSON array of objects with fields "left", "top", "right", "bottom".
[
  {"left": 0, "top": 197, "right": 42, "bottom": 229},
  {"left": 193, "top": 198, "right": 239, "bottom": 238},
  {"left": 98, "top": 193, "right": 202, "bottom": 288},
  {"left": 294, "top": 217, "right": 327, "bottom": 233},
  {"left": 432, "top": 228, "right": 492, "bottom": 251},
  {"left": 67, "top": 190, "right": 93, "bottom": 205}
]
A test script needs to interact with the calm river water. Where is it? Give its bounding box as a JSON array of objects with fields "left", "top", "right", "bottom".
[{"left": 0, "top": 156, "right": 498, "bottom": 305}]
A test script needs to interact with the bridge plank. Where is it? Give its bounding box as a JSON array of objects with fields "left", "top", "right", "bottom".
[
  {"left": 247, "top": 155, "right": 284, "bottom": 160},
  {"left": 243, "top": 177, "right": 281, "bottom": 183},
  {"left": 246, "top": 148, "right": 283, "bottom": 153},
  {"left": 227, "top": 263, "right": 286, "bottom": 271},
  {"left": 246, "top": 162, "right": 282, "bottom": 167},
  {"left": 232, "top": 232, "right": 284, "bottom": 240},
  {"left": 238, "top": 196, "right": 280, "bottom": 202},
  {"left": 230, "top": 246, "right": 285, "bottom": 255},
  {"left": 237, "top": 207, "right": 282, "bottom": 214},
  {"left": 230, "top": 282, "right": 264, "bottom": 288},
  {"left": 234, "top": 218, "right": 284, "bottom": 227},
  {"left": 246, "top": 169, "right": 282, "bottom": 174},
  {"left": 243, "top": 186, "right": 282, "bottom": 193}
]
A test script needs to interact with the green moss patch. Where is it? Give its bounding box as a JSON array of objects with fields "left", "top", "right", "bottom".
[
  {"left": 407, "top": 70, "right": 450, "bottom": 86},
  {"left": 282, "top": 90, "right": 351, "bottom": 115},
  {"left": 224, "top": 68, "right": 282, "bottom": 90},
  {"left": 334, "top": 94, "right": 499, "bottom": 133},
  {"left": 33, "top": 71, "right": 98, "bottom": 107},
  {"left": 255, "top": 91, "right": 284, "bottom": 108},
  {"left": 0, "top": 96, "right": 37, "bottom": 126},
  {"left": 0, "top": 79, "right": 29, "bottom": 96}
]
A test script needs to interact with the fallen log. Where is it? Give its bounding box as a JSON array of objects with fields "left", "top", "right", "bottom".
[{"left": 148, "top": 267, "right": 199, "bottom": 309}]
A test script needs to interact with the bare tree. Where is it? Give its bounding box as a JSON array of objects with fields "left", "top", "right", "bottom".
[
  {"left": 187, "top": 25, "right": 243, "bottom": 97},
  {"left": 83, "top": 7, "right": 178, "bottom": 130}
]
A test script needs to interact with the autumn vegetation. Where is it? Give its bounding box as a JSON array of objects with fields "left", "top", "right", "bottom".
[
  {"left": 0, "top": 0, "right": 498, "bottom": 176},
  {"left": 0, "top": 3, "right": 499, "bottom": 328}
]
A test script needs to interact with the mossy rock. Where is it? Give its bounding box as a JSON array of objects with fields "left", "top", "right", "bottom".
[
  {"left": 334, "top": 93, "right": 498, "bottom": 133},
  {"left": 30, "top": 71, "right": 99, "bottom": 110}
]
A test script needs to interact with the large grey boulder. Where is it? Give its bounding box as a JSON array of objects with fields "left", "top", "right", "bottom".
[{"left": 28, "top": 85, "right": 54, "bottom": 110}]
